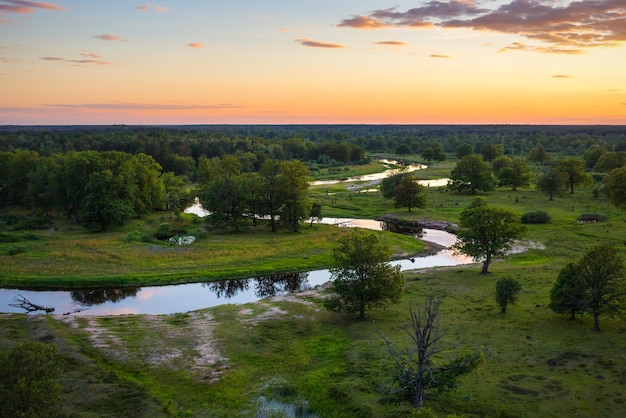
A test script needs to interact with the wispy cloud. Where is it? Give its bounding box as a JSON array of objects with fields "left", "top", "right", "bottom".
[
  {"left": 552, "top": 75, "right": 571, "bottom": 78},
  {"left": 338, "top": 1, "right": 626, "bottom": 52},
  {"left": 40, "top": 54, "right": 111, "bottom": 65},
  {"left": 44, "top": 102, "right": 242, "bottom": 110},
  {"left": 430, "top": 54, "right": 451, "bottom": 58},
  {"left": 499, "top": 41, "right": 584, "bottom": 54},
  {"left": 295, "top": 38, "right": 346, "bottom": 49},
  {"left": 188, "top": 42, "right": 203, "bottom": 48},
  {"left": 0, "top": 0, "right": 62, "bottom": 22},
  {"left": 136, "top": 5, "right": 170, "bottom": 12},
  {"left": 94, "top": 34, "right": 127, "bottom": 42},
  {"left": 373, "top": 41, "right": 408, "bottom": 47}
]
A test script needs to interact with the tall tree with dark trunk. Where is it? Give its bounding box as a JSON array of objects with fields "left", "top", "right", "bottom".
[
  {"left": 324, "top": 228, "right": 403, "bottom": 320},
  {"left": 451, "top": 200, "right": 526, "bottom": 274}
]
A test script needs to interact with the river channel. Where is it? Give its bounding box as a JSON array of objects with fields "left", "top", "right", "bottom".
[{"left": 0, "top": 162, "right": 466, "bottom": 316}]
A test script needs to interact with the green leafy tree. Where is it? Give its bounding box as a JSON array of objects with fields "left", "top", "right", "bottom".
[
  {"left": 558, "top": 157, "right": 592, "bottom": 194},
  {"left": 451, "top": 202, "right": 526, "bottom": 274},
  {"left": 325, "top": 228, "right": 404, "bottom": 320},
  {"left": 583, "top": 144, "right": 607, "bottom": 169},
  {"left": 577, "top": 244, "right": 625, "bottom": 331},
  {"left": 394, "top": 176, "right": 426, "bottom": 212},
  {"left": 454, "top": 143, "right": 474, "bottom": 160},
  {"left": 162, "top": 171, "right": 191, "bottom": 219},
  {"left": 259, "top": 158, "right": 283, "bottom": 232},
  {"left": 81, "top": 169, "right": 134, "bottom": 231},
  {"left": 480, "top": 143, "right": 502, "bottom": 162},
  {"left": 549, "top": 262, "right": 586, "bottom": 319},
  {"left": 448, "top": 154, "right": 496, "bottom": 195},
  {"left": 536, "top": 169, "right": 567, "bottom": 200},
  {"left": 380, "top": 171, "right": 408, "bottom": 200},
  {"left": 528, "top": 144, "right": 549, "bottom": 164},
  {"left": 380, "top": 292, "right": 482, "bottom": 408},
  {"left": 593, "top": 151, "right": 626, "bottom": 172},
  {"left": 309, "top": 202, "right": 323, "bottom": 227},
  {"left": 277, "top": 160, "right": 311, "bottom": 232},
  {"left": 495, "top": 158, "right": 532, "bottom": 191},
  {"left": 603, "top": 166, "right": 626, "bottom": 210},
  {"left": 0, "top": 341, "right": 65, "bottom": 418},
  {"left": 491, "top": 156, "right": 513, "bottom": 177},
  {"left": 495, "top": 276, "right": 522, "bottom": 313}
]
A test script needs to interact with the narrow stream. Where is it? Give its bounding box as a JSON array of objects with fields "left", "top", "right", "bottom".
[{"left": 0, "top": 226, "right": 471, "bottom": 316}]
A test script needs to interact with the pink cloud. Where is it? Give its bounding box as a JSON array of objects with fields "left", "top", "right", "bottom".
[
  {"left": 339, "top": 1, "right": 626, "bottom": 52},
  {"left": 373, "top": 41, "right": 408, "bottom": 47},
  {"left": 136, "top": 5, "right": 149, "bottom": 11},
  {"left": 0, "top": 0, "right": 62, "bottom": 22},
  {"left": 188, "top": 42, "right": 203, "bottom": 48},
  {"left": 94, "top": 34, "right": 127, "bottom": 42},
  {"left": 295, "top": 38, "right": 346, "bottom": 49}
]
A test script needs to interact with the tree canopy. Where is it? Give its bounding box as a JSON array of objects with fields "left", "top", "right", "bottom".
[
  {"left": 451, "top": 200, "right": 526, "bottom": 274},
  {"left": 324, "top": 228, "right": 404, "bottom": 320},
  {"left": 448, "top": 154, "right": 496, "bottom": 195}
]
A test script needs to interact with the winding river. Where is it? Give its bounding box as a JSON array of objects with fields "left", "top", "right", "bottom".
[{"left": 0, "top": 163, "right": 466, "bottom": 316}]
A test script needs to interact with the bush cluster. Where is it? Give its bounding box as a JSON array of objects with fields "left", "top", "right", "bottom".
[
  {"left": 521, "top": 210, "right": 551, "bottom": 224},
  {"left": 577, "top": 213, "right": 607, "bottom": 223}
]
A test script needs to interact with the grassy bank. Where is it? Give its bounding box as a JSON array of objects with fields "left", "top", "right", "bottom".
[{"left": 0, "top": 215, "right": 425, "bottom": 288}]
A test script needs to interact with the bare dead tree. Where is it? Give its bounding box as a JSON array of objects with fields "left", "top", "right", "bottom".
[
  {"left": 9, "top": 295, "right": 54, "bottom": 314},
  {"left": 380, "top": 292, "right": 481, "bottom": 409}
]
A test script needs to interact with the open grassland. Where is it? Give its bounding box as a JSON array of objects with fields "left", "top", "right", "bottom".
[
  {"left": 0, "top": 216, "right": 425, "bottom": 288},
  {"left": 1, "top": 165, "right": 626, "bottom": 417}
]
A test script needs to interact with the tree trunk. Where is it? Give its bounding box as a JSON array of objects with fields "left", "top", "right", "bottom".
[
  {"left": 358, "top": 307, "right": 365, "bottom": 320},
  {"left": 593, "top": 312, "right": 601, "bottom": 331},
  {"left": 481, "top": 255, "right": 491, "bottom": 275},
  {"left": 413, "top": 378, "right": 424, "bottom": 408}
]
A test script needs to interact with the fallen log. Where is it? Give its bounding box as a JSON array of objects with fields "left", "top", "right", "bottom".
[{"left": 9, "top": 294, "right": 55, "bottom": 314}]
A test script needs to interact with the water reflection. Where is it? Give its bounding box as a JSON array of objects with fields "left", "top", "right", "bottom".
[
  {"left": 202, "top": 272, "right": 309, "bottom": 300},
  {"left": 71, "top": 288, "right": 139, "bottom": 306}
]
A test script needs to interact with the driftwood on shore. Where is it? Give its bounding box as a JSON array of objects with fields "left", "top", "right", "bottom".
[{"left": 9, "top": 294, "right": 55, "bottom": 314}]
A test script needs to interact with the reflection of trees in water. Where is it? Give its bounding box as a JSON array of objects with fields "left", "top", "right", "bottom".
[
  {"left": 205, "top": 279, "right": 250, "bottom": 298},
  {"left": 71, "top": 288, "right": 139, "bottom": 306},
  {"left": 203, "top": 272, "right": 309, "bottom": 300},
  {"left": 254, "top": 272, "right": 309, "bottom": 298}
]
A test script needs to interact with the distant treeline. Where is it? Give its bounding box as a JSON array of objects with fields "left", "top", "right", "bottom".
[{"left": 1, "top": 125, "right": 625, "bottom": 176}]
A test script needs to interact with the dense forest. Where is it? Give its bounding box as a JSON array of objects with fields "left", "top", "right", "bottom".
[{"left": 1, "top": 125, "right": 625, "bottom": 232}]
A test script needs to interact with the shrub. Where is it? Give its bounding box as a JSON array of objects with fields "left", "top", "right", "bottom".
[
  {"left": 7, "top": 245, "right": 26, "bottom": 256},
  {"left": 153, "top": 222, "right": 188, "bottom": 241},
  {"left": 521, "top": 210, "right": 551, "bottom": 224}
]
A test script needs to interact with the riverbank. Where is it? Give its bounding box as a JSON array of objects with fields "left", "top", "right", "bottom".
[{"left": 0, "top": 215, "right": 427, "bottom": 289}]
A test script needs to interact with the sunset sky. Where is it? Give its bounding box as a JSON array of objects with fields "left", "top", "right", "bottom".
[{"left": 1, "top": 0, "right": 624, "bottom": 125}]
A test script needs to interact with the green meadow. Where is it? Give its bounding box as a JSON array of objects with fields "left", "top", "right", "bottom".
[{"left": 1, "top": 162, "right": 626, "bottom": 417}]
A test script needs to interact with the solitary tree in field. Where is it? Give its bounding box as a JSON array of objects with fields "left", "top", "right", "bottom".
[
  {"left": 558, "top": 157, "right": 593, "bottom": 194},
  {"left": 393, "top": 176, "right": 426, "bottom": 212},
  {"left": 380, "top": 292, "right": 482, "bottom": 409},
  {"left": 536, "top": 169, "right": 567, "bottom": 201},
  {"left": 577, "top": 244, "right": 625, "bottom": 331},
  {"left": 451, "top": 201, "right": 526, "bottom": 274},
  {"left": 324, "top": 228, "right": 404, "bottom": 320},
  {"left": 549, "top": 262, "right": 587, "bottom": 320},
  {"left": 495, "top": 276, "right": 522, "bottom": 313}
]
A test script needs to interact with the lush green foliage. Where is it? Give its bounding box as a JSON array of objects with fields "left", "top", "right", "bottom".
[
  {"left": 495, "top": 276, "right": 522, "bottom": 313},
  {"left": 521, "top": 210, "right": 551, "bottom": 224},
  {"left": 325, "top": 228, "right": 404, "bottom": 320},
  {"left": 448, "top": 154, "right": 496, "bottom": 195},
  {"left": 0, "top": 341, "right": 65, "bottom": 418},
  {"left": 451, "top": 201, "right": 526, "bottom": 274}
]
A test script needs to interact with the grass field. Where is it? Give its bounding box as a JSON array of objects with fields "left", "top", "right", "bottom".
[{"left": 1, "top": 163, "right": 625, "bottom": 417}]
